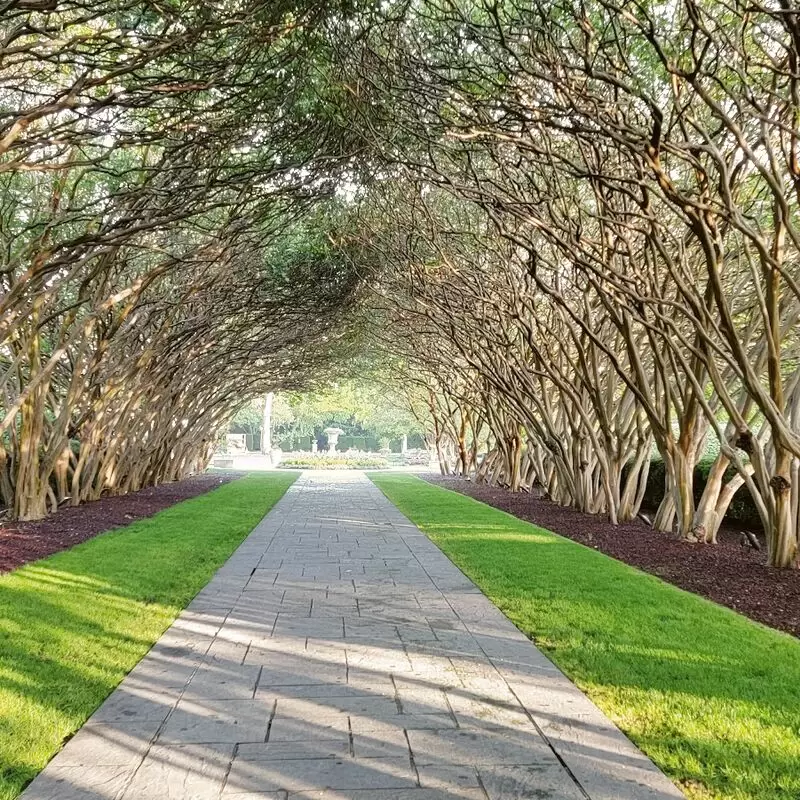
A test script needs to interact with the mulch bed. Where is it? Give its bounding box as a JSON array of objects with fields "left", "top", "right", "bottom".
[
  {"left": 0, "top": 473, "right": 243, "bottom": 574},
  {"left": 425, "top": 476, "right": 800, "bottom": 639}
]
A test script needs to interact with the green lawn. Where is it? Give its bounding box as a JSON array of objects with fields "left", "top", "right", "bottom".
[
  {"left": 370, "top": 473, "right": 800, "bottom": 800},
  {"left": 0, "top": 472, "right": 295, "bottom": 800}
]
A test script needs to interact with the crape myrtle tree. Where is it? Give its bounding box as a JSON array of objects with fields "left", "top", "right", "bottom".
[
  {"left": 263, "top": 364, "right": 426, "bottom": 452},
  {"left": 356, "top": 182, "right": 652, "bottom": 518},
  {"left": 61, "top": 217, "right": 364, "bottom": 507},
  {"left": 351, "top": 192, "right": 490, "bottom": 477},
  {"left": 4, "top": 0, "right": 800, "bottom": 568},
  {"left": 333, "top": 0, "right": 800, "bottom": 565},
  {"left": 0, "top": 0, "right": 369, "bottom": 519}
]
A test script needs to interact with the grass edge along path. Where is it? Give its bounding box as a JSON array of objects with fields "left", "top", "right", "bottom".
[
  {"left": 369, "top": 473, "right": 800, "bottom": 800},
  {"left": 0, "top": 472, "right": 296, "bottom": 800}
]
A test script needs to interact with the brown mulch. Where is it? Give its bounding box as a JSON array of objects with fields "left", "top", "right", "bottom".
[
  {"left": 425, "top": 476, "right": 800, "bottom": 639},
  {"left": 0, "top": 473, "right": 243, "bottom": 574}
]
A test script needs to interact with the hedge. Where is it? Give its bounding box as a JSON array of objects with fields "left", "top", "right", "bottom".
[{"left": 641, "top": 457, "right": 761, "bottom": 529}]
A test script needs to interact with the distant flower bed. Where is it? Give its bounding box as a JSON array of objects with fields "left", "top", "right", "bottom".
[{"left": 278, "top": 455, "right": 389, "bottom": 470}]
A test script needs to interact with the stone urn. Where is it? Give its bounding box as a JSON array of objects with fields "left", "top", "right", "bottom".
[{"left": 323, "top": 427, "right": 344, "bottom": 454}]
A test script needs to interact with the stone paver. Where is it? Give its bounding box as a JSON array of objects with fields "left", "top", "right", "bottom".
[{"left": 22, "top": 471, "right": 685, "bottom": 800}]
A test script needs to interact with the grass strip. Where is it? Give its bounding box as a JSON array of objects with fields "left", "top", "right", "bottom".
[
  {"left": 370, "top": 473, "right": 800, "bottom": 800},
  {"left": 0, "top": 472, "right": 296, "bottom": 800}
]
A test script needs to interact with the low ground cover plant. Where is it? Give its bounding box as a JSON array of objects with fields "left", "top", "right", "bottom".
[{"left": 278, "top": 455, "right": 388, "bottom": 469}]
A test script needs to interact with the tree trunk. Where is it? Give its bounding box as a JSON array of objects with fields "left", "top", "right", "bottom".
[
  {"left": 768, "top": 448, "right": 798, "bottom": 568},
  {"left": 14, "top": 387, "right": 49, "bottom": 521},
  {"left": 673, "top": 448, "right": 696, "bottom": 538},
  {"left": 692, "top": 454, "right": 728, "bottom": 543},
  {"left": 619, "top": 443, "right": 651, "bottom": 522},
  {"left": 436, "top": 439, "right": 449, "bottom": 475},
  {"left": 691, "top": 453, "right": 750, "bottom": 544},
  {"left": 508, "top": 432, "right": 522, "bottom": 491},
  {"left": 655, "top": 443, "right": 695, "bottom": 537},
  {"left": 261, "top": 392, "right": 273, "bottom": 455}
]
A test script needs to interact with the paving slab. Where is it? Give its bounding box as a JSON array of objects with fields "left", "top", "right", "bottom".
[{"left": 22, "top": 470, "right": 685, "bottom": 800}]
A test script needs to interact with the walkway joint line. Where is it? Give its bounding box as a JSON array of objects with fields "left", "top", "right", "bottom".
[{"left": 22, "top": 470, "right": 685, "bottom": 800}]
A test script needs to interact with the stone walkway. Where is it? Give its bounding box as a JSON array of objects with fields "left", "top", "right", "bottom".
[{"left": 23, "top": 471, "right": 684, "bottom": 800}]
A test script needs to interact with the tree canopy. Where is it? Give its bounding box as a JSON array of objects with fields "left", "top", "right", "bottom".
[{"left": 3, "top": 0, "right": 800, "bottom": 567}]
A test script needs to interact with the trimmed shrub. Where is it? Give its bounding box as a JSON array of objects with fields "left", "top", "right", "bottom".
[
  {"left": 641, "top": 457, "right": 761, "bottom": 528},
  {"left": 277, "top": 455, "right": 389, "bottom": 470}
]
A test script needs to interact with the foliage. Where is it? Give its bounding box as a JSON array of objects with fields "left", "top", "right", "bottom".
[
  {"left": 0, "top": 473, "right": 296, "bottom": 800},
  {"left": 372, "top": 474, "right": 800, "bottom": 800},
  {"left": 0, "top": 1, "right": 366, "bottom": 521},
  {"left": 4, "top": 0, "right": 800, "bottom": 568},
  {"left": 271, "top": 395, "right": 296, "bottom": 429},
  {"left": 231, "top": 400, "right": 264, "bottom": 435},
  {"left": 272, "top": 380, "right": 423, "bottom": 448},
  {"left": 335, "top": 0, "right": 800, "bottom": 565}
]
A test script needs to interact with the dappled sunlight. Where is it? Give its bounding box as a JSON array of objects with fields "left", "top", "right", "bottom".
[
  {"left": 374, "top": 474, "right": 800, "bottom": 800},
  {"left": 425, "top": 528, "right": 559, "bottom": 546},
  {"left": 18, "top": 471, "right": 687, "bottom": 800},
  {"left": 26, "top": 628, "right": 692, "bottom": 798},
  {"left": 0, "top": 475, "right": 293, "bottom": 800},
  {"left": 15, "top": 470, "right": 797, "bottom": 799},
  {"left": 605, "top": 643, "right": 743, "bottom": 669},
  {"left": 12, "top": 567, "right": 116, "bottom": 591},
  {"left": 21, "top": 628, "right": 685, "bottom": 799},
  {"left": 1, "top": 569, "right": 168, "bottom": 625},
  {"left": 4, "top": 1, "right": 800, "bottom": 796}
]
